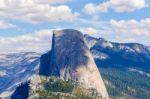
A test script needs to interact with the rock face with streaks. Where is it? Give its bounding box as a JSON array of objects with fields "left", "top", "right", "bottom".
[{"left": 39, "top": 29, "right": 109, "bottom": 99}]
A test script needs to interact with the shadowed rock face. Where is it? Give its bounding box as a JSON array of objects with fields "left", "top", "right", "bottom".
[
  {"left": 11, "top": 82, "right": 30, "bottom": 99},
  {"left": 39, "top": 29, "right": 109, "bottom": 99},
  {"left": 39, "top": 29, "right": 89, "bottom": 76}
]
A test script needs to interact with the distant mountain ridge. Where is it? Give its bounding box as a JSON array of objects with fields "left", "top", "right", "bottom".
[
  {"left": 84, "top": 34, "right": 150, "bottom": 54},
  {"left": 0, "top": 52, "right": 40, "bottom": 98},
  {"left": 84, "top": 34, "right": 150, "bottom": 72}
]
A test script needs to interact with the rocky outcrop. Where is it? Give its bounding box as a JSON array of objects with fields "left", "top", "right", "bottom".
[{"left": 39, "top": 29, "right": 109, "bottom": 99}]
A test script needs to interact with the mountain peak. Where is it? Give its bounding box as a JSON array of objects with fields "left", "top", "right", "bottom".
[{"left": 40, "top": 29, "right": 109, "bottom": 99}]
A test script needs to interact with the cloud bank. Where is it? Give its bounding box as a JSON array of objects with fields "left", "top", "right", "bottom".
[
  {"left": 0, "top": 21, "right": 15, "bottom": 29},
  {"left": 0, "top": 29, "right": 53, "bottom": 53},
  {"left": 84, "top": 0, "right": 147, "bottom": 14},
  {"left": 0, "top": 0, "right": 79, "bottom": 24},
  {"left": 109, "top": 18, "right": 150, "bottom": 43}
]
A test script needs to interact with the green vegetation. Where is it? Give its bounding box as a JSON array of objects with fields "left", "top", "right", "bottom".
[
  {"left": 100, "top": 67, "right": 150, "bottom": 99},
  {"left": 43, "top": 77, "right": 74, "bottom": 93},
  {"left": 31, "top": 67, "right": 150, "bottom": 99},
  {"left": 36, "top": 76, "right": 103, "bottom": 99}
]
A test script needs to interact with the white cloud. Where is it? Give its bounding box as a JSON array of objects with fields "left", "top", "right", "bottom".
[
  {"left": 109, "top": 18, "right": 150, "bottom": 44},
  {"left": 83, "top": 2, "right": 109, "bottom": 14},
  {"left": 0, "top": 0, "right": 79, "bottom": 24},
  {"left": 0, "top": 21, "right": 15, "bottom": 29},
  {"left": 84, "top": 0, "right": 147, "bottom": 14},
  {"left": 0, "top": 29, "right": 53, "bottom": 53},
  {"left": 79, "top": 27, "right": 98, "bottom": 35},
  {"left": 34, "top": 0, "right": 74, "bottom": 4},
  {"left": 91, "top": 15, "right": 100, "bottom": 21},
  {"left": 79, "top": 27, "right": 110, "bottom": 39},
  {"left": 110, "top": 18, "right": 150, "bottom": 35},
  {"left": 109, "top": 0, "right": 147, "bottom": 12}
]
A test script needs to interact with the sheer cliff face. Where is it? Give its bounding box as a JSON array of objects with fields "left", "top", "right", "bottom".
[{"left": 39, "top": 29, "right": 109, "bottom": 99}]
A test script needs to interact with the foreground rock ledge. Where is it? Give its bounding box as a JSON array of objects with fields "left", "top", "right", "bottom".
[{"left": 40, "top": 29, "right": 109, "bottom": 99}]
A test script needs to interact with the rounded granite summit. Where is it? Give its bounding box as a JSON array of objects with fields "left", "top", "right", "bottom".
[{"left": 40, "top": 29, "right": 109, "bottom": 99}]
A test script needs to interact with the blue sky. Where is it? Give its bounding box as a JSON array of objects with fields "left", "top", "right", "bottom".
[{"left": 0, "top": 0, "right": 150, "bottom": 53}]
